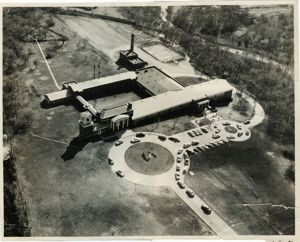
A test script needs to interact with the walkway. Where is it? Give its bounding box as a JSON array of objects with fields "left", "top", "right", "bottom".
[{"left": 35, "top": 39, "right": 61, "bottom": 90}]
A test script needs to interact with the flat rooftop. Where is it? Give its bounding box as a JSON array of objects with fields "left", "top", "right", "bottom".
[
  {"left": 136, "top": 66, "right": 183, "bottom": 95},
  {"left": 68, "top": 71, "right": 137, "bottom": 93},
  {"left": 100, "top": 105, "right": 129, "bottom": 120},
  {"left": 120, "top": 50, "right": 138, "bottom": 58},
  {"left": 44, "top": 72, "right": 137, "bottom": 102},
  {"left": 45, "top": 89, "right": 69, "bottom": 102},
  {"left": 131, "top": 79, "right": 233, "bottom": 121}
]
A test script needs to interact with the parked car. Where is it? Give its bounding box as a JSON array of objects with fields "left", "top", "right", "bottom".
[
  {"left": 169, "top": 137, "right": 180, "bottom": 142},
  {"left": 177, "top": 156, "right": 182, "bottom": 163},
  {"left": 183, "top": 143, "right": 191, "bottom": 149},
  {"left": 175, "top": 173, "right": 180, "bottom": 181},
  {"left": 108, "top": 158, "right": 114, "bottom": 166},
  {"left": 227, "top": 135, "right": 235, "bottom": 140},
  {"left": 186, "top": 150, "right": 194, "bottom": 155},
  {"left": 236, "top": 124, "right": 242, "bottom": 130},
  {"left": 201, "top": 205, "right": 212, "bottom": 215},
  {"left": 158, "top": 135, "right": 166, "bottom": 141},
  {"left": 177, "top": 181, "right": 185, "bottom": 189},
  {"left": 222, "top": 121, "right": 231, "bottom": 126},
  {"left": 131, "top": 138, "right": 141, "bottom": 143},
  {"left": 176, "top": 165, "right": 180, "bottom": 172},
  {"left": 192, "top": 141, "right": 199, "bottom": 146},
  {"left": 201, "top": 127, "right": 208, "bottom": 133},
  {"left": 210, "top": 142, "right": 218, "bottom": 147},
  {"left": 115, "top": 140, "right": 123, "bottom": 146},
  {"left": 237, "top": 132, "right": 243, "bottom": 137},
  {"left": 215, "top": 128, "right": 221, "bottom": 134},
  {"left": 188, "top": 131, "right": 195, "bottom": 137},
  {"left": 201, "top": 205, "right": 211, "bottom": 215},
  {"left": 193, "top": 148, "right": 199, "bottom": 153},
  {"left": 177, "top": 149, "right": 183, "bottom": 155},
  {"left": 116, "top": 170, "right": 124, "bottom": 177},
  {"left": 244, "top": 120, "right": 251, "bottom": 125},
  {"left": 212, "top": 133, "right": 220, "bottom": 139},
  {"left": 184, "top": 158, "right": 189, "bottom": 166},
  {"left": 245, "top": 130, "right": 250, "bottom": 136},
  {"left": 186, "top": 190, "right": 195, "bottom": 198},
  {"left": 182, "top": 167, "right": 188, "bottom": 175},
  {"left": 136, "top": 132, "right": 145, "bottom": 138},
  {"left": 192, "top": 130, "right": 199, "bottom": 136}
]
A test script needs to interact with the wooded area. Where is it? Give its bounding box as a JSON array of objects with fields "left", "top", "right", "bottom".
[{"left": 3, "top": 8, "right": 56, "bottom": 236}]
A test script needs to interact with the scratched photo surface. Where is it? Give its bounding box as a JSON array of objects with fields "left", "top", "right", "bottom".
[{"left": 3, "top": 5, "right": 295, "bottom": 237}]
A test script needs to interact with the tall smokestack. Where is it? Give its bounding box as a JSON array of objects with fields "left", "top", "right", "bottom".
[{"left": 130, "top": 34, "right": 134, "bottom": 52}]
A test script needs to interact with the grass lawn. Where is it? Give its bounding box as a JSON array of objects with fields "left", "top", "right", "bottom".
[{"left": 185, "top": 131, "right": 295, "bottom": 235}]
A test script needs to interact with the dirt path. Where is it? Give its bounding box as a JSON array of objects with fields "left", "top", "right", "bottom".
[{"left": 35, "top": 39, "right": 61, "bottom": 90}]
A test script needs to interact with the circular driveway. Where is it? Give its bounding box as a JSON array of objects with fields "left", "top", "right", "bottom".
[
  {"left": 125, "top": 142, "right": 174, "bottom": 175},
  {"left": 108, "top": 132, "right": 183, "bottom": 187}
]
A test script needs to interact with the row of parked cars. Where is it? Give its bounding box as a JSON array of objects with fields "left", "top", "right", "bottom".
[
  {"left": 184, "top": 138, "right": 229, "bottom": 156},
  {"left": 188, "top": 127, "right": 209, "bottom": 138},
  {"left": 175, "top": 150, "right": 212, "bottom": 214}
]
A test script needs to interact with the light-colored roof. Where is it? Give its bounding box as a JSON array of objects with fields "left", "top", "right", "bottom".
[
  {"left": 45, "top": 90, "right": 70, "bottom": 102},
  {"left": 111, "top": 114, "right": 130, "bottom": 122},
  {"left": 68, "top": 72, "right": 137, "bottom": 93},
  {"left": 131, "top": 79, "right": 232, "bottom": 121},
  {"left": 136, "top": 67, "right": 183, "bottom": 95},
  {"left": 101, "top": 105, "right": 129, "bottom": 120}
]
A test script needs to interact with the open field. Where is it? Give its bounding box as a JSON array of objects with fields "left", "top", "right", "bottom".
[{"left": 185, "top": 132, "right": 295, "bottom": 235}]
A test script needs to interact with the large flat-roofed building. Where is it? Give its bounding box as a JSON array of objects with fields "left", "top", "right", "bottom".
[
  {"left": 44, "top": 71, "right": 137, "bottom": 105},
  {"left": 67, "top": 72, "right": 137, "bottom": 94},
  {"left": 135, "top": 66, "right": 183, "bottom": 96},
  {"left": 42, "top": 33, "right": 234, "bottom": 138},
  {"left": 131, "top": 79, "right": 233, "bottom": 123}
]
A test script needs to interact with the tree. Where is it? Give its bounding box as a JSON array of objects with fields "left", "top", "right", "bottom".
[{"left": 33, "top": 59, "right": 38, "bottom": 70}]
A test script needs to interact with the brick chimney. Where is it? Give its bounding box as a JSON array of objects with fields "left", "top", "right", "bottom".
[{"left": 130, "top": 34, "right": 134, "bottom": 52}]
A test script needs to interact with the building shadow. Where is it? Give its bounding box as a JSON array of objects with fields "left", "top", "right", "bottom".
[
  {"left": 61, "top": 130, "right": 125, "bottom": 162},
  {"left": 61, "top": 135, "right": 102, "bottom": 161}
]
